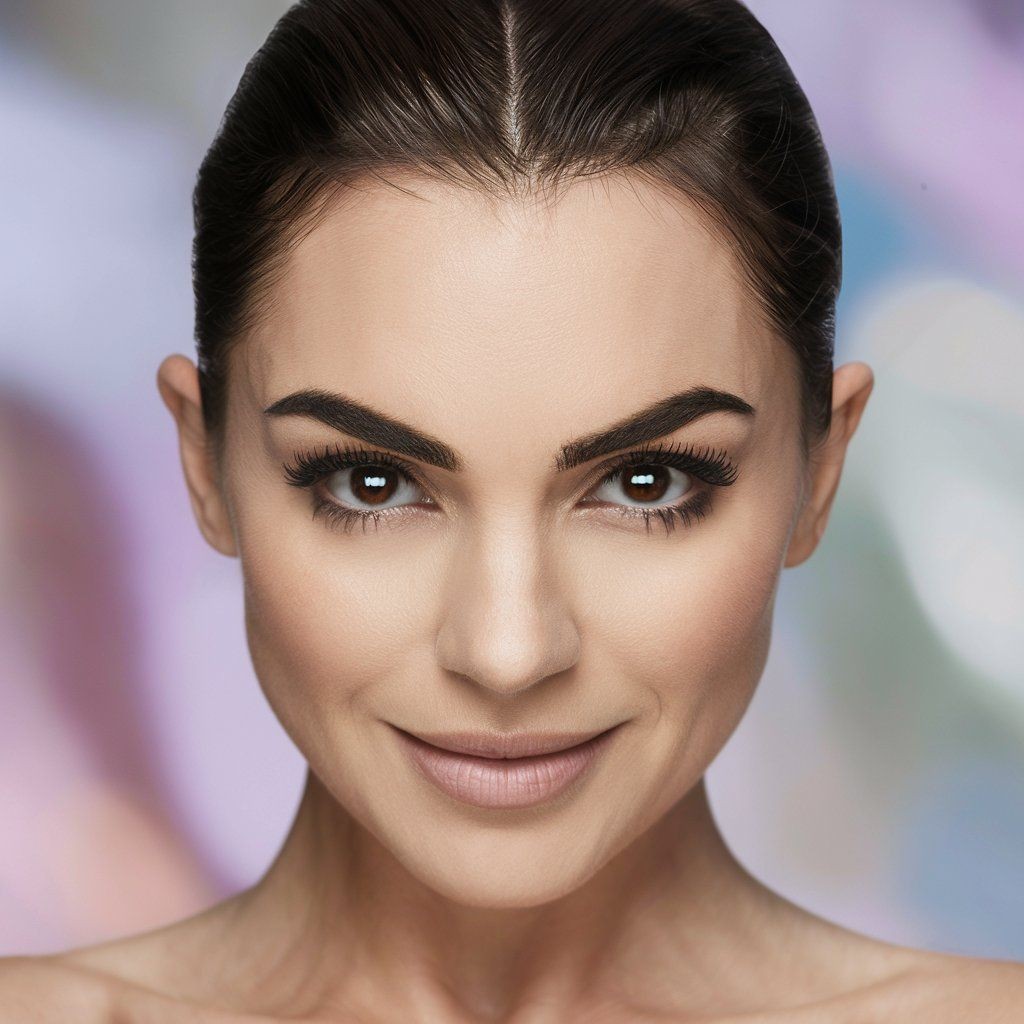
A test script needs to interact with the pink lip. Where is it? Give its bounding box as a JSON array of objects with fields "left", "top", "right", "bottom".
[{"left": 391, "top": 724, "right": 622, "bottom": 809}]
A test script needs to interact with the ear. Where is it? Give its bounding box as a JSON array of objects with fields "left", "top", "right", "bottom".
[
  {"left": 785, "top": 361, "right": 874, "bottom": 568},
  {"left": 156, "top": 354, "right": 238, "bottom": 558}
]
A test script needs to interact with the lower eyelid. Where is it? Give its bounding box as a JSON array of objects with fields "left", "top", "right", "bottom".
[{"left": 581, "top": 487, "right": 707, "bottom": 514}]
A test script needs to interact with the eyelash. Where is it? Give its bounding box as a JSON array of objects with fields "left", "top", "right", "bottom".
[{"left": 280, "top": 440, "right": 739, "bottom": 537}]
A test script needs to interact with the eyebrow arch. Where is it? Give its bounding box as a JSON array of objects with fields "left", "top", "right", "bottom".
[{"left": 263, "top": 385, "right": 755, "bottom": 473}]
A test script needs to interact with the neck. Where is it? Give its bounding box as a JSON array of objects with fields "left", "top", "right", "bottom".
[{"left": 208, "top": 768, "right": 812, "bottom": 1022}]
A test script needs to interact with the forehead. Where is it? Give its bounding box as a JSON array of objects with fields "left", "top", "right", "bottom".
[{"left": 240, "top": 172, "right": 791, "bottom": 447}]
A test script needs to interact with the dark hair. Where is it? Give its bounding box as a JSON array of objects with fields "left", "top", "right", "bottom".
[{"left": 192, "top": 0, "right": 839, "bottom": 459}]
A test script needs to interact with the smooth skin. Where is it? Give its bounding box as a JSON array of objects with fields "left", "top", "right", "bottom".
[{"left": 3, "top": 172, "right": 1022, "bottom": 1022}]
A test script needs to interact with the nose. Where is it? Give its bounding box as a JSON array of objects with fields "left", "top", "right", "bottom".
[{"left": 433, "top": 515, "right": 581, "bottom": 697}]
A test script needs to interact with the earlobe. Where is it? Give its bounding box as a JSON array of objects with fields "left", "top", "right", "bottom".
[
  {"left": 156, "top": 354, "right": 239, "bottom": 558},
  {"left": 783, "top": 361, "right": 875, "bottom": 569}
]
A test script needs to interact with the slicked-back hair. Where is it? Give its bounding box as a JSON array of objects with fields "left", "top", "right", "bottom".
[{"left": 192, "top": 0, "right": 840, "bottom": 458}]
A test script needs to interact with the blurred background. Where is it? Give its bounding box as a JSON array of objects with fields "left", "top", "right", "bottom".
[{"left": 1, "top": 0, "right": 1022, "bottom": 959}]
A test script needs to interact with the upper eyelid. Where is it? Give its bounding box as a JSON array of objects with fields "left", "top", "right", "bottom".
[
  {"left": 282, "top": 444, "right": 422, "bottom": 488},
  {"left": 599, "top": 443, "right": 736, "bottom": 475},
  {"left": 570, "top": 443, "right": 739, "bottom": 498},
  {"left": 290, "top": 442, "right": 732, "bottom": 477},
  {"left": 294, "top": 441, "right": 734, "bottom": 475}
]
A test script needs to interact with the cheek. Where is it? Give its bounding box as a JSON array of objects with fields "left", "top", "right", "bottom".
[
  {"left": 583, "top": 486, "right": 792, "bottom": 747},
  {"left": 680, "top": 541, "right": 778, "bottom": 731},
  {"left": 235, "top": 511, "right": 431, "bottom": 751}
]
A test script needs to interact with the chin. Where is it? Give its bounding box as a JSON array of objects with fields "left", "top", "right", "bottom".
[{"left": 378, "top": 819, "right": 617, "bottom": 910}]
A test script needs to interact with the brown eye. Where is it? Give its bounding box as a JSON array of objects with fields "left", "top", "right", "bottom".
[
  {"left": 325, "top": 465, "right": 423, "bottom": 511},
  {"left": 592, "top": 464, "right": 693, "bottom": 508}
]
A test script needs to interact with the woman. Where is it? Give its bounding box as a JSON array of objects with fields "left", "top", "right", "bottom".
[{"left": 4, "top": 0, "right": 1022, "bottom": 1019}]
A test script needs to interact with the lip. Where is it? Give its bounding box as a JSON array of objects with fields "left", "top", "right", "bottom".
[
  {"left": 397, "top": 726, "right": 615, "bottom": 759},
  {"left": 390, "top": 723, "right": 622, "bottom": 809}
]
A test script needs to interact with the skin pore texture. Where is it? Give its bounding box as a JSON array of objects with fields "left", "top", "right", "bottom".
[{"left": 7, "top": 172, "right": 1023, "bottom": 1023}]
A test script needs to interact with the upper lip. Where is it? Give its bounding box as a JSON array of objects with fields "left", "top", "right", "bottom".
[{"left": 392, "top": 724, "right": 619, "bottom": 759}]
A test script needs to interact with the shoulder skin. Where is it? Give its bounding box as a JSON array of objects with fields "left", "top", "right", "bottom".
[
  {"left": 904, "top": 956, "right": 1024, "bottom": 1024},
  {"left": 0, "top": 954, "right": 275, "bottom": 1024},
  {"left": 816, "top": 955, "right": 1024, "bottom": 1024},
  {"left": 0, "top": 957, "right": 113, "bottom": 1024}
]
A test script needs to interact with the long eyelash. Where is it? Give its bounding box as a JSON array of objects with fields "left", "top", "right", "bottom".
[
  {"left": 281, "top": 442, "right": 426, "bottom": 534},
  {"left": 599, "top": 440, "right": 738, "bottom": 487},
  {"left": 282, "top": 442, "right": 422, "bottom": 489},
  {"left": 593, "top": 440, "right": 738, "bottom": 537}
]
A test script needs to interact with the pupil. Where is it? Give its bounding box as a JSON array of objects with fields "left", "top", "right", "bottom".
[
  {"left": 352, "top": 466, "right": 398, "bottom": 505},
  {"left": 623, "top": 465, "right": 669, "bottom": 503}
]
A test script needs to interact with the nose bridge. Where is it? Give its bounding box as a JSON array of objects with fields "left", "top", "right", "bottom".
[{"left": 434, "top": 510, "right": 581, "bottom": 697}]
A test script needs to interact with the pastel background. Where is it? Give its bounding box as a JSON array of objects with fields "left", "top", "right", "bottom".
[{"left": 1, "top": 1, "right": 1022, "bottom": 959}]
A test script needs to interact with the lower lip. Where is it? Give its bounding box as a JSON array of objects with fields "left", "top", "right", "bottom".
[{"left": 392, "top": 726, "right": 620, "bottom": 809}]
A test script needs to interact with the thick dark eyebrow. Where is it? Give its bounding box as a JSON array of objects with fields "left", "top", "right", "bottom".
[
  {"left": 263, "top": 385, "right": 755, "bottom": 473},
  {"left": 555, "top": 386, "right": 755, "bottom": 470}
]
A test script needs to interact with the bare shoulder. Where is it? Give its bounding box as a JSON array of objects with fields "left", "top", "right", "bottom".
[
  {"left": 2, "top": 893, "right": 266, "bottom": 1023},
  {"left": 0, "top": 942, "right": 260, "bottom": 1024},
  {"left": 891, "top": 952, "right": 1024, "bottom": 1021},
  {"left": 738, "top": 891, "right": 1024, "bottom": 1024},
  {"left": 0, "top": 955, "right": 114, "bottom": 1023},
  {"left": 816, "top": 950, "right": 1024, "bottom": 1024}
]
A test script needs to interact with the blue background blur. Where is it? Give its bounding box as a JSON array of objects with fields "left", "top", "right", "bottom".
[{"left": 1, "top": 1, "right": 1022, "bottom": 958}]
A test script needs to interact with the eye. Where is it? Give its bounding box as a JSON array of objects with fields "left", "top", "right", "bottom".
[
  {"left": 580, "top": 442, "right": 739, "bottom": 535},
  {"left": 590, "top": 462, "right": 693, "bottom": 508},
  {"left": 282, "top": 440, "right": 738, "bottom": 537},
  {"left": 281, "top": 444, "right": 430, "bottom": 533},
  {"left": 323, "top": 463, "right": 423, "bottom": 512}
]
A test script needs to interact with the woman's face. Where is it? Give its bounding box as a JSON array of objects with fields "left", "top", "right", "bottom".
[{"left": 217, "top": 172, "right": 807, "bottom": 906}]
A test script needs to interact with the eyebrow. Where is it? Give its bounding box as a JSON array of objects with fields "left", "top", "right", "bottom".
[{"left": 263, "top": 385, "right": 755, "bottom": 473}]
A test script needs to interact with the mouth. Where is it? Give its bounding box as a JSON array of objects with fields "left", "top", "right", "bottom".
[{"left": 389, "top": 722, "right": 623, "bottom": 810}]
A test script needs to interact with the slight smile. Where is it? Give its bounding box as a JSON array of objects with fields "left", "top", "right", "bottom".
[{"left": 390, "top": 723, "right": 624, "bottom": 809}]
